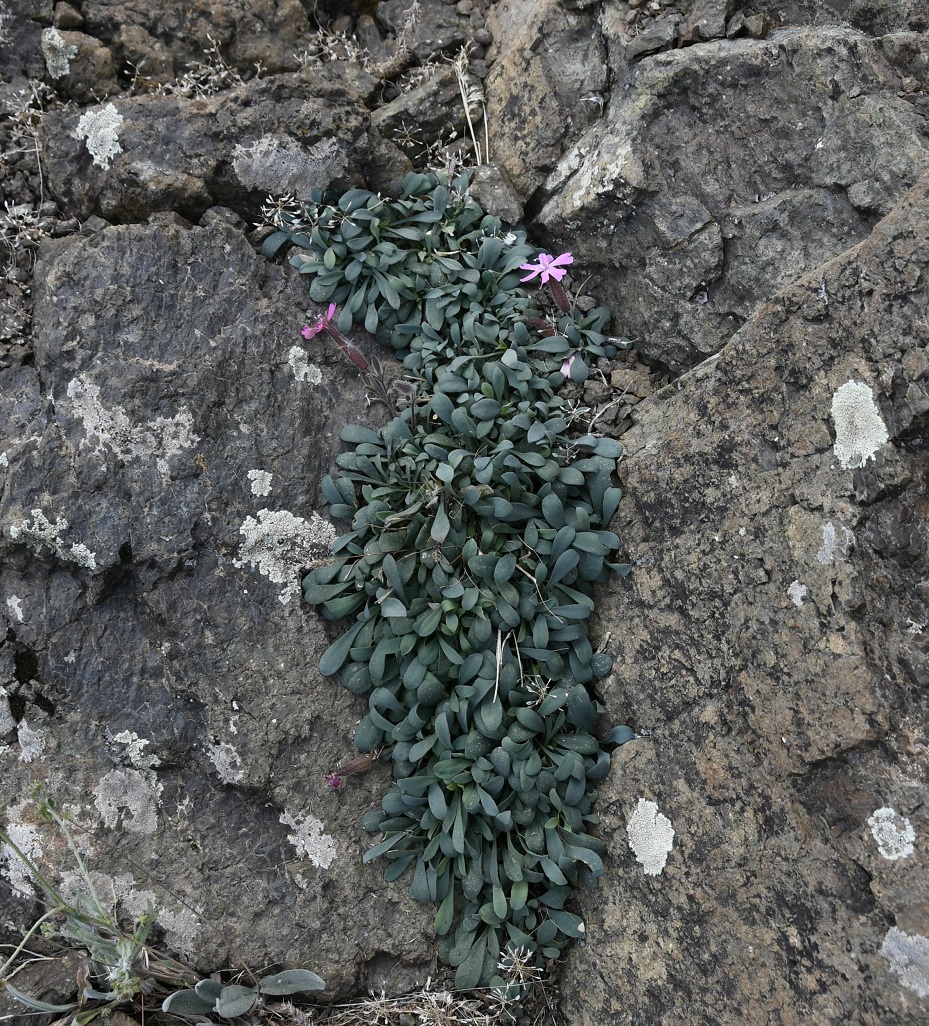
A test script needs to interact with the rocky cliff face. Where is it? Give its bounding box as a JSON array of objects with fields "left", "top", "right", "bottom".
[{"left": 1, "top": 1, "right": 927, "bottom": 1023}]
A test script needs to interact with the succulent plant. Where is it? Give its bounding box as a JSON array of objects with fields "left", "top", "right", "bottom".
[
  {"left": 161, "top": 970, "right": 325, "bottom": 1020},
  {"left": 269, "top": 170, "right": 640, "bottom": 991}
]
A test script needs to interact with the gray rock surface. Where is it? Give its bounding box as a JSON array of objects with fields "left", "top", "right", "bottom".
[
  {"left": 40, "top": 75, "right": 372, "bottom": 222},
  {"left": 0, "top": 220, "right": 433, "bottom": 996},
  {"left": 3, "top": 2, "right": 929, "bottom": 1023},
  {"left": 80, "top": 0, "right": 310, "bottom": 78},
  {"left": 562, "top": 170, "right": 929, "bottom": 1026},
  {"left": 534, "top": 26, "right": 929, "bottom": 370},
  {"left": 484, "top": 0, "right": 608, "bottom": 198}
]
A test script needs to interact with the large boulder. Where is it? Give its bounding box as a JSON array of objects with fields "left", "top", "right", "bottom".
[
  {"left": 563, "top": 171, "right": 929, "bottom": 1025},
  {"left": 534, "top": 25, "right": 929, "bottom": 370},
  {"left": 40, "top": 74, "right": 374, "bottom": 223},
  {"left": 0, "top": 219, "right": 434, "bottom": 997},
  {"left": 483, "top": 0, "right": 609, "bottom": 199}
]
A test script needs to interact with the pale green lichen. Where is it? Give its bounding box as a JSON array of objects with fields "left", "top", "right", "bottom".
[
  {"left": 233, "top": 508, "right": 335, "bottom": 604},
  {"left": 288, "top": 346, "right": 323, "bottom": 384},
  {"left": 627, "top": 798, "right": 674, "bottom": 876},
  {"left": 881, "top": 927, "right": 929, "bottom": 998},
  {"left": 92, "top": 768, "right": 161, "bottom": 834},
  {"left": 41, "top": 28, "right": 78, "bottom": 79},
  {"left": 831, "top": 380, "right": 889, "bottom": 470},
  {"left": 74, "top": 104, "right": 124, "bottom": 171},
  {"left": 232, "top": 134, "right": 347, "bottom": 196},
  {"left": 247, "top": 469, "right": 274, "bottom": 496},
  {"left": 207, "top": 740, "right": 244, "bottom": 784},
  {"left": 279, "top": 809, "right": 337, "bottom": 868},
  {"left": 9, "top": 508, "right": 97, "bottom": 569},
  {"left": 868, "top": 806, "right": 915, "bottom": 861}
]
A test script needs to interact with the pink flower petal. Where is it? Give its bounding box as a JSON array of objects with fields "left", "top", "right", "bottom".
[{"left": 560, "top": 354, "right": 576, "bottom": 377}]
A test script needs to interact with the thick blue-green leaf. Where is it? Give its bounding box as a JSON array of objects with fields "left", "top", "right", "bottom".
[
  {"left": 606, "top": 725, "right": 638, "bottom": 746},
  {"left": 258, "top": 970, "right": 326, "bottom": 995},
  {"left": 319, "top": 620, "right": 365, "bottom": 676}
]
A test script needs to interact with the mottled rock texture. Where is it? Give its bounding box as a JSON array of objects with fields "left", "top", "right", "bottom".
[
  {"left": 534, "top": 26, "right": 929, "bottom": 370},
  {"left": 562, "top": 170, "right": 929, "bottom": 1026},
  {"left": 2, "top": 0, "right": 929, "bottom": 1022},
  {"left": 0, "top": 220, "right": 432, "bottom": 997},
  {"left": 41, "top": 75, "right": 373, "bottom": 223}
]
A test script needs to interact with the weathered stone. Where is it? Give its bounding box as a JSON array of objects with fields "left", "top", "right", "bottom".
[
  {"left": 744, "top": 13, "right": 771, "bottom": 38},
  {"left": 725, "top": 11, "right": 746, "bottom": 37},
  {"left": 466, "top": 163, "right": 524, "bottom": 223},
  {"left": 563, "top": 170, "right": 929, "bottom": 1026},
  {"left": 0, "top": 219, "right": 434, "bottom": 995},
  {"left": 47, "top": 30, "right": 119, "bottom": 104},
  {"left": 687, "top": 0, "right": 732, "bottom": 40},
  {"left": 0, "top": 950, "right": 86, "bottom": 1022},
  {"left": 376, "top": 0, "right": 468, "bottom": 61},
  {"left": 53, "top": 2, "right": 82, "bottom": 29},
  {"left": 484, "top": 0, "right": 609, "bottom": 199},
  {"left": 536, "top": 28, "right": 929, "bottom": 370},
  {"left": 625, "top": 16, "right": 681, "bottom": 60},
  {"left": 370, "top": 66, "right": 482, "bottom": 162},
  {"left": 80, "top": 0, "right": 309, "bottom": 77},
  {"left": 750, "top": 0, "right": 928, "bottom": 34},
  {"left": 41, "top": 76, "right": 370, "bottom": 222}
]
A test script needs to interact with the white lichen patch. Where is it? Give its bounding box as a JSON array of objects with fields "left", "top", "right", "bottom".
[
  {"left": 74, "top": 103, "right": 124, "bottom": 171},
  {"left": 232, "top": 134, "right": 347, "bottom": 196},
  {"left": 627, "top": 798, "right": 675, "bottom": 877},
  {"left": 207, "top": 740, "right": 244, "bottom": 784},
  {"left": 831, "top": 380, "right": 889, "bottom": 470},
  {"left": 288, "top": 346, "right": 323, "bottom": 384},
  {"left": 9, "top": 508, "right": 97, "bottom": 569},
  {"left": 6, "top": 594, "right": 24, "bottom": 622},
  {"left": 280, "top": 809, "right": 337, "bottom": 868},
  {"left": 66, "top": 374, "right": 198, "bottom": 475},
  {"left": 881, "top": 927, "right": 929, "bottom": 998},
  {"left": 60, "top": 870, "right": 201, "bottom": 958},
  {"left": 113, "top": 730, "right": 161, "bottom": 772},
  {"left": 157, "top": 904, "right": 202, "bottom": 958},
  {"left": 93, "top": 768, "right": 162, "bottom": 834},
  {"left": 247, "top": 469, "right": 273, "bottom": 496},
  {"left": 0, "top": 802, "right": 42, "bottom": 895},
  {"left": 0, "top": 688, "right": 15, "bottom": 735},
  {"left": 787, "top": 580, "right": 807, "bottom": 608},
  {"left": 41, "top": 28, "right": 78, "bottom": 79},
  {"left": 0, "top": 3, "right": 12, "bottom": 46},
  {"left": 0, "top": 451, "right": 8, "bottom": 467},
  {"left": 233, "top": 508, "right": 335, "bottom": 604},
  {"left": 816, "top": 521, "right": 854, "bottom": 565},
  {"left": 868, "top": 807, "right": 916, "bottom": 861},
  {"left": 16, "top": 719, "right": 46, "bottom": 763}
]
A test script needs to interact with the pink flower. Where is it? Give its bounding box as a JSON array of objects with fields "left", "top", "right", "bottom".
[
  {"left": 560, "top": 354, "right": 576, "bottom": 377},
  {"left": 519, "top": 252, "right": 573, "bottom": 284},
  {"left": 301, "top": 303, "right": 337, "bottom": 340},
  {"left": 325, "top": 773, "right": 342, "bottom": 790}
]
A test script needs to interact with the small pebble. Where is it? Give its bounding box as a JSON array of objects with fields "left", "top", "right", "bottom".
[{"left": 474, "top": 27, "right": 492, "bottom": 46}]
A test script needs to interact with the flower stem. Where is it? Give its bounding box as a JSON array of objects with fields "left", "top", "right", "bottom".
[
  {"left": 547, "top": 279, "right": 570, "bottom": 314},
  {"left": 324, "top": 326, "right": 370, "bottom": 372}
]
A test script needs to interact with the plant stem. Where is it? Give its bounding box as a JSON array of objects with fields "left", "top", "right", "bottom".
[{"left": 547, "top": 279, "right": 570, "bottom": 314}]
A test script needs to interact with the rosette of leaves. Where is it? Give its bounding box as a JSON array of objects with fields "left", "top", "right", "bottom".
[
  {"left": 262, "top": 171, "right": 538, "bottom": 350},
  {"left": 353, "top": 675, "right": 637, "bottom": 990},
  {"left": 302, "top": 364, "right": 630, "bottom": 985},
  {"left": 161, "top": 970, "right": 325, "bottom": 1019},
  {"left": 271, "top": 173, "right": 641, "bottom": 991}
]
